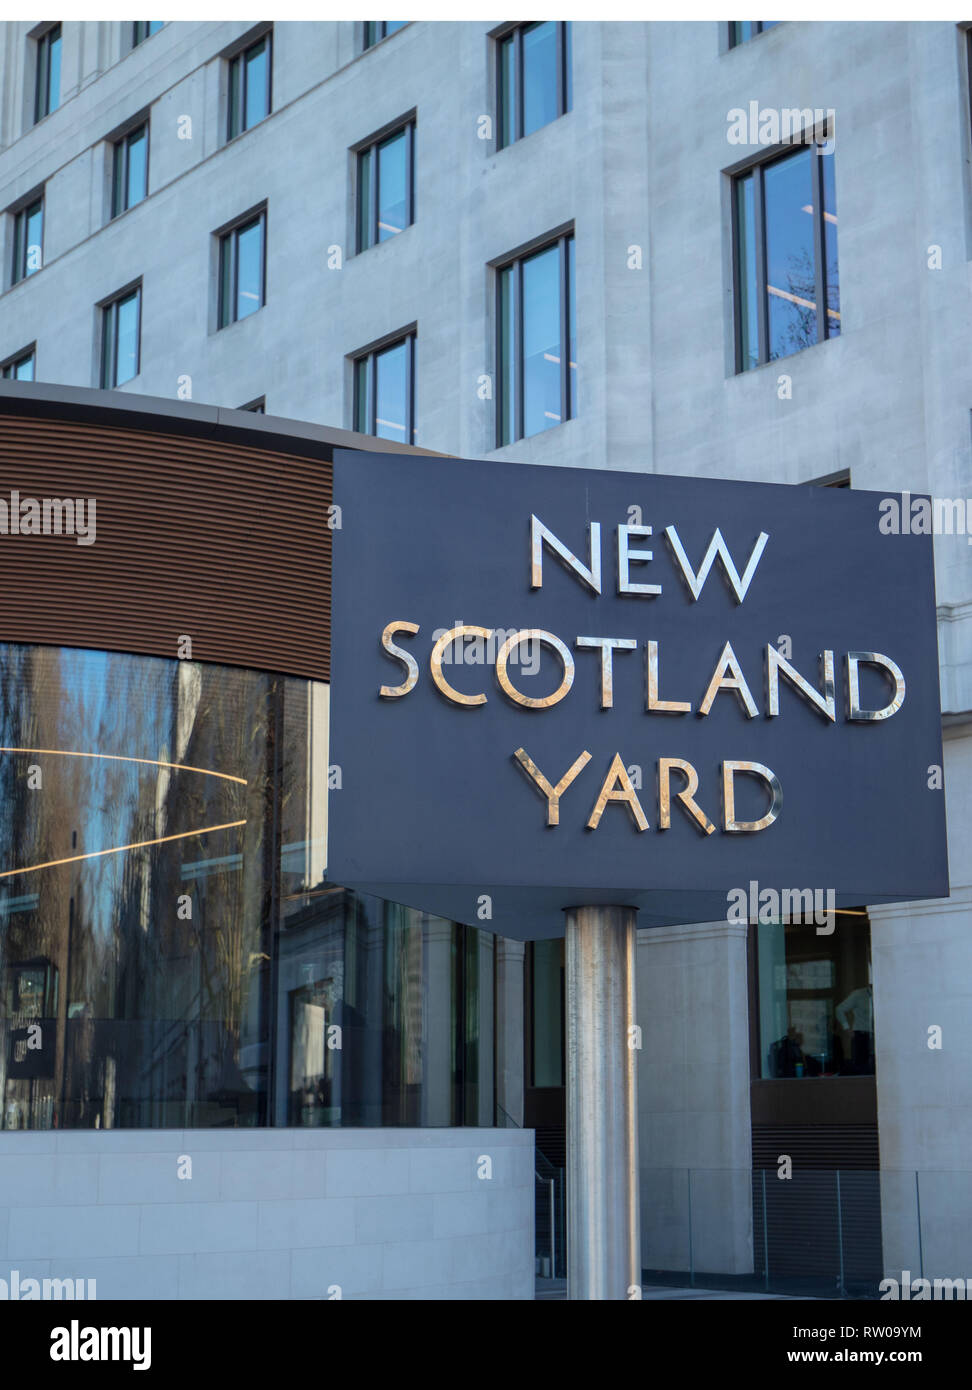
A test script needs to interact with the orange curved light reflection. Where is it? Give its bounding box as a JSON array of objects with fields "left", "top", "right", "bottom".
[
  {"left": 0, "top": 747, "right": 247, "bottom": 785},
  {"left": 0, "top": 820, "right": 248, "bottom": 880}
]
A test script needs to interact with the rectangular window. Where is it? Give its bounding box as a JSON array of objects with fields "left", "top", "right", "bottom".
[
  {"left": 363, "top": 21, "right": 406, "bottom": 50},
  {"left": 757, "top": 913, "right": 873, "bottom": 1079},
  {"left": 497, "top": 232, "right": 576, "bottom": 446},
  {"left": 11, "top": 198, "right": 43, "bottom": 285},
  {"left": 228, "top": 33, "right": 271, "bottom": 140},
  {"left": 354, "top": 333, "right": 416, "bottom": 445},
  {"left": 218, "top": 211, "right": 267, "bottom": 328},
  {"left": 729, "top": 21, "right": 780, "bottom": 47},
  {"left": 1, "top": 348, "right": 35, "bottom": 381},
  {"left": 733, "top": 140, "right": 839, "bottom": 373},
  {"left": 356, "top": 120, "right": 415, "bottom": 252},
  {"left": 132, "top": 21, "right": 163, "bottom": 47},
  {"left": 111, "top": 123, "right": 148, "bottom": 218},
  {"left": 530, "top": 939, "right": 565, "bottom": 1088},
  {"left": 497, "top": 21, "right": 571, "bottom": 149},
  {"left": 101, "top": 286, "right": 141, "bottom": 388},
  {"left": 34, "top": 24, "right": 61, "bottom": 123}
]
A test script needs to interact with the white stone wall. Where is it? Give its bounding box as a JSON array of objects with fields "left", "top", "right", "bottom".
[
  {"left": 871, "top": 730, "right": 972, "bottom": 1279},
  {"left": 0, "top": 1127, "right": 534, "bottom": 1300},
  {"left": 636, "top": 922, "right": 753, "bottom": 1275},
  {"left": 2, "top": 16, "right": 972, "bottom": 1286}
]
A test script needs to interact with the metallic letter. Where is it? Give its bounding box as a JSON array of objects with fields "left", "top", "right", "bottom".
[
  {"left": 430, "top": 625, "right": 493, "bottom": 705},
  {"left": 496, "top": 629, "right": 574, "bottom": 709},
  {"left": 513, "top": 747, "right": 592, "bottom": 826},
  {"left": 576, "top": 636, "right": 636, "bottom": 708},
  {"left": 617, "top": 524, "right": 662, "bottom": 595},
  {"left": 658, "top": 758, "right": 715, "bottom": 835},
  {"left": 530, "top": 515, "right": 601, "bottom": 593},
  {"left": 587, "top": 754, "right": 649, "bottom": 831},
  {"left": 379, "top": 620, "right": 420, "bottom": 698},
  {"left": 699, "top": 642, "right": 759, "bottom": 718},
  {"left": 722, "top": 760, "right": 783, "bottom": 832},
  {"left": 664, "top": 526, "right": 769, "bottom": 603},
  {"left": 766, "top": 647, "right": 836, "bottom": 721},
  {"left": 846, "top": 652, "right": 906, "bottom": 721},
  {"left": 645, "top": 640, "right": 692, "bottom": 714}
]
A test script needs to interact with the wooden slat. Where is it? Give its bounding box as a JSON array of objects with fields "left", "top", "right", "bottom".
[{"left": 0, "top": 414, "right": 332, "bottom": 681}]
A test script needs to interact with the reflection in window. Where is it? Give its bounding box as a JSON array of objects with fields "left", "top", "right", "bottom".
[
  {"left": 764, "top": 150, "right": 817, "bottom": 358},
  {"left": 11, "top": 198, "right": 43, "bottom": 285},
  {"left": 363, "top": 21, "right": 406, "bottom": 49},
  {"left": 275, "top": 889, "right": 494, "bottom": 1127},
  {"left": 733, "top": 141, "right": 839, "bottom": 372},
  {"left": 218, "top": 211, "right": 266, "bottom": 328},
  {"left": 0, "top": 644, "right": 493, "bottom": 1130},
  {"left": 821, "top": 150, "right": 840, "bottom": 341},
  {"left": 34, "top": 25, "right": 61, "bottom": 123},
  {"left": 498, "top": 232, "right": 576, "bottom": 445},
  {"left": 228, "top": 33, "right": 271, "bottom": 140},
  {"left": 0, "top": 647, "right": 275, "bottom": 1128},
  {"left": 357, "top": 121, "right": 415, "bottom": 252},
  {"left": 101, "top": 285, "right": 141, "bottom": 387},
  {"left": 1, "top": 349, "right": 35, "bottom": 380},
  {"left": 758, "top": 914, "right": 874, "bottom": 1079},
  {"left": 112, "top": 123, "right": 148, "bottom": 218},
  {"left": 498, "top": 21, "right": 571, "bottom": 149},
  {"left": 354, "top": 333, "right": 416, "bottom": 444}
]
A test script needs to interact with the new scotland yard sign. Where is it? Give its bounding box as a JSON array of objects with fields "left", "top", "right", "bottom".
[{"left": 326, "top": 450, "right": 948, "bottom": 939}]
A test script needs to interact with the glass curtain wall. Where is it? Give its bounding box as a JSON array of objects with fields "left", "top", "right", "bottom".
[
  {"left": 757, "top": 915, "right": 874, "bottom": 1079},
  {"left": 0, "top": 643, "right": 493, "bottom": 1129}
]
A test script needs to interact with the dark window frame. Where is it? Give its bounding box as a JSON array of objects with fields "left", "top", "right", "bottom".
[
  {"left": 751, "top": 910, "right": 875, "bottom": 1082},
  {"left": 227, "top": 31, "right": 273, "bottom": 141},
  {"left": 353, "top": 330, "right": 417, "bottom": 444},
  {"left": 809, "top": 469, "right": 851, "bottom": 489},
  {"left": 34, "top": 24, "right": 61, "bottom": 124},
  {"left": 355, "top": 118, "right": 416, "bottom": 253},
  {"left": 111, "top": 121, "right": 149, "bottom": 218},
  {"left": 10, "top": 195, "right": 44, "bottom": 286},
  {"left": 217, "top": 208, "right": 268, "bottom": 330},
  {"left": 496, "top": 230, "right": 576, "bottom": 448},
  {"left": 363, "top": 21, "right": 406, "bottom": 50},
  {"left": 1, "top": 345, "right": 36, "bottom": 380},
  {"left": 496, "top": 20, "right": 571, "bottom": 150},
  {"left": 132, "top": 21, "right": 164, "bottom": 48},
  {"left": 728, "top": 21, "right": 780, "bottom": 49},
  {"left": 100, "top": 284, "right": 142, "bottom": 389},
  {"left": 731, "top": 135, "right": 837, "bottom": 375}
]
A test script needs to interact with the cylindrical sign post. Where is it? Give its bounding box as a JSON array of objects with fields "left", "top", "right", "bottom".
[{"left": 565, "top": 904, "right": 641, "bottom": 1299}]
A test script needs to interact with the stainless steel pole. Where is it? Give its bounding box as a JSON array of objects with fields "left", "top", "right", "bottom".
[{"left": 565, "top": 904, "right": 641, "bottom": 1300}]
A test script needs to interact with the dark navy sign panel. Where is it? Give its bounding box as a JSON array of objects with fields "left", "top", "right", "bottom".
[{"left": 328, "top": 449, "right": 948, "bottom": 940}]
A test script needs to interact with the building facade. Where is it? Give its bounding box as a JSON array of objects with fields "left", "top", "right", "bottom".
[{"left": 0, "top": 17, "right": 970, "bottom": 1296}]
